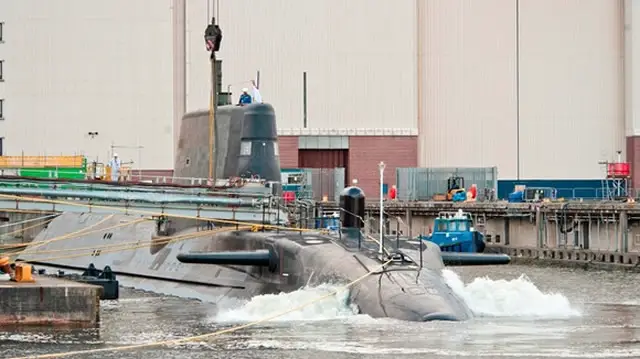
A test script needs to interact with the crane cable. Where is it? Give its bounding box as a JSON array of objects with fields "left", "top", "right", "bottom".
[{"left": 7, "top": 257, "right": 395, "bottom": 359}]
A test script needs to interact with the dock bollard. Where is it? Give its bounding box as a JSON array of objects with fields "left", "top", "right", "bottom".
[{"left": 12, "top": 263, "right": 35, "bottom": 283}]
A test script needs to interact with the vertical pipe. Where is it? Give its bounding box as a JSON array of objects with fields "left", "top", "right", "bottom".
[
  {"left": 303, "top": 72, "right": 308, "bottom": 128},
  {"left": 620, "top": 210, "right": 628, "bottom": 252},
  {"left": 623, "top": 0, "right": 630, "bottom": 172},
  {"left": 396, "top": 220, "right": 400, "bottom": 250},
  {"left": 379, "top": 163, "right": 385, "bottom": 255},
  {"left": 515, "top": 0, "right": 521, "bottom": 180},
  {"left": 276, "top": 203, "right": 280, "bottom": 233},
  {"left": 415, "top": 0, "right": 424, "bottom": 166},
  {"left": 208, "top": 54, "right": 217, "bottom": 182},
  {"left": 256, "top": 70, "right": 260, "bottom": 89},
  {"left": 172, "top": 0, "right": 186, "bottom": 159},
  {"left": 419, "top": 233, "right": 423, "bottom": 269}
]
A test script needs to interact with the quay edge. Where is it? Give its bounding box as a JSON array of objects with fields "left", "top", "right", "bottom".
[
  {"left": 0, "top": 275, "right": 101, "bottom": 327},
  {"left": 317, "top": 200, "right": 640, "bottom": 270}
]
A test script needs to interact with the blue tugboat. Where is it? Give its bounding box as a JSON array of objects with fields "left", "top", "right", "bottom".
[{"left": 420, "top": 210, "right": 486, "bottom": 253}]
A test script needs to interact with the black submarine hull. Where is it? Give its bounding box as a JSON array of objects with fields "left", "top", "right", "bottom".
[{"left": 18, "top": 212, "right": 483, "bottom": 322}]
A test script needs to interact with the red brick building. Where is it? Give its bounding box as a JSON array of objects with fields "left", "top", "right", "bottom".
[{"left": 278, "top": 129, "right": 418, "bottom": 198}]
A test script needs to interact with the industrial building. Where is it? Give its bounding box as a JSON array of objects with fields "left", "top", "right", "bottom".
[{"left": 0, "top": 0, "right": 637, "bottom": 198}]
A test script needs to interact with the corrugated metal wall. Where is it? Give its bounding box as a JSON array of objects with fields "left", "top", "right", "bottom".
[
  {"left": 0, "top": 0, "right": 626, "bottom": 180},
  {"left": 396, "top": 167, "right": 498, "bottom": 201},
  {"left": 417, "top": 0, "right": 624, "bottom": 180},
  {"left": 0, "top": 0, "right": 174, "bottom": 169},
  {"left": 185, "top": 0, "right": 417, "bottom": 130},
  {"left": 517, "top": 0, "right": 624, "bottom": 179},
  {"left": 417, "top": 0, "right": 518, "bottom": 177}
]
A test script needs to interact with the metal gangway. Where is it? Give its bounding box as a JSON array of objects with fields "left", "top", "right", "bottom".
[{"left": 0, "top": 177, "right": 289, "bottom": 225}]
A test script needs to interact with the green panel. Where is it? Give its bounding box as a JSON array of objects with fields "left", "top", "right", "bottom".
[{"left": 18, "top": 168, "right": 86, "bottom": 180}]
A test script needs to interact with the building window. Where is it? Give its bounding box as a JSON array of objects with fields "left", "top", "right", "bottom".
[
  {"left": 0, "top": 22, "right": 3, "bottom": 42},
  {"left": 0, "top": 60, "right": 3, "bottom": 81},
  {"left": 0, "top": 99, "right": 4, "bottom": 120}
]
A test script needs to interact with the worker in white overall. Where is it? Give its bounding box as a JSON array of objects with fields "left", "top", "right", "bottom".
[{"left": 108, "top": 153, "right": 121, "bottom": 182}]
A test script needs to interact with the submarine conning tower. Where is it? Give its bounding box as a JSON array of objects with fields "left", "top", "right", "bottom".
[
  {"left": 174, "top": 103, "right": 281, "bottom": 181},
  {"left": 236, "top": 103, "right": 281, "bottom": 181},
  {"left": 339, "top": 185, "right": 365, "bottom": 237}
]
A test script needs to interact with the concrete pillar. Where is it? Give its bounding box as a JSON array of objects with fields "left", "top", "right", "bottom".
[
  {"left": 535, "top": 206, "right": 542, "bottom": 248},
  {"left": 504, "top": 218, "right": 510, "bottom": 246},
  {"left": 620, "top": 210, "right": 628, "bottom": 252},
  {"left": 405, "top": 209, "right": 413, "bottom": 237}
]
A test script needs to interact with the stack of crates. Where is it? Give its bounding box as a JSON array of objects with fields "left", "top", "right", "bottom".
[{"left": 0, "top": 155, "right": 87, "bottom": 180}]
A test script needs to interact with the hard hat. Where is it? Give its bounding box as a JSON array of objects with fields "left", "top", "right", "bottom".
[
  {"left": 113, "top": 153, "right": 118, "bottom": 157},
  {"left": 242, "top": 88, "right": 248, "bottom": 93}
]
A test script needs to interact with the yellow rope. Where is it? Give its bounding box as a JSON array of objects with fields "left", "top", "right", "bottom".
[
  {"left": 16, "top": 215, "right": 115, "bottom": 252},
  {"left": 19, "top": 226, "right": 248, "bottom": 257},
  {"left": 0, "top": 208, "right": 57, "bottom": 215},
  {"left": 1, "top": 215, "right": 120, "bottom": 251},
  {"left": 7, "top": 258, "right": 394, "bottom": 359},
  {"left": 0, "top": 194, "right": 399, "bottom": 359},
  {"left": 0, "top": 218, "right": 56, "bottom": 242},
  {"left": 14, "top": 226, "right": 250, "bottom": 264},
  {"left": 1, "top": 217, "right": 148, "bottom": 258},
  {"left": 0, "top": 193, "right": 314, "bottom": 233}
]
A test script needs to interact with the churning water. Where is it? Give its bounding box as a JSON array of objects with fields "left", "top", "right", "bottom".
[{"left": 1, "top": 265, "right": 638, "bottom": 359}]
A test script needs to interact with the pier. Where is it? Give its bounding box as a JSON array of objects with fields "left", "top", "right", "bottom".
[
  {"left": 0, "top": 273, "right": 101, "bottom": 326},
  {"left": 318, "top": 200, "right": 640, "bottom": 269}
]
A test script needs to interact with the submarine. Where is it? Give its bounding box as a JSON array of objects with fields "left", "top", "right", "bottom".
[{"left": 5, "top": 101, "right": 511, "bottom": 322}]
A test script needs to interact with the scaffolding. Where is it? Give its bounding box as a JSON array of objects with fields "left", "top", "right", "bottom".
[{"left": 599, "top": 151, "right": 630, "bottom": 200}]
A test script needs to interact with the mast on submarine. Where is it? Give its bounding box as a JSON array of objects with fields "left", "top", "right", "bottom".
[{"left": 204, "top": 17, "right": 223, "bottom": 185}]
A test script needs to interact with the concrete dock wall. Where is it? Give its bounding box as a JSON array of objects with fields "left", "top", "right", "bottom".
[
  {"left": 319, "top": 201, "right": 640, "bottom": 269},
  {"left": 0, "top": 276, "right": 101, "bottom": 326}
]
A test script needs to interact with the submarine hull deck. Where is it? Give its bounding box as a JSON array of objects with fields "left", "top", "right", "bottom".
[{"left": 17, "top": 212, "right": 474, "bottom": 321}]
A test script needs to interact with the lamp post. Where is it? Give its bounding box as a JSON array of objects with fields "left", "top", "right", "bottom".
[
  {"left": 86, "top": 132, "right": 99, "bottom": 179},
  {"left": 378, "top": 161, "right": 385, "bottom": 255}
]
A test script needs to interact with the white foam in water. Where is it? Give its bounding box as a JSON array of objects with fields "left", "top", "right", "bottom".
[
  {"left": 212, "top": 283, "right": 360, "bottom": 323},
  {"left": 442, "top": 269, "right": 582, "bottom": 319}
]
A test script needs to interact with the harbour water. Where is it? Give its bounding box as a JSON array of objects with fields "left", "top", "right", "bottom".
[{"left": 1, "top": 265, "right": 639, "bottom": 359}]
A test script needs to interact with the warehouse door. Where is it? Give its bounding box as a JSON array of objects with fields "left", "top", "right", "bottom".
[{"left": 298, "top": 149, "right": 349, "bottom": 184}]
